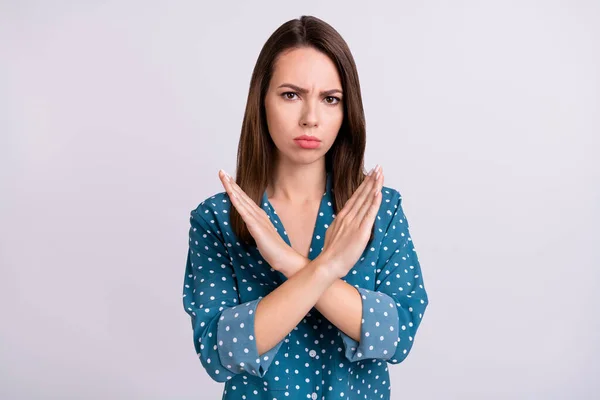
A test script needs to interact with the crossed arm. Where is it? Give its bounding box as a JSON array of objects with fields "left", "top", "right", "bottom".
[
  {"left": 186, "top": 178, "right": 426, "bottom": 380},
  {"left": 281, "top": 252, "right": 363, "bottom": 341},
  {"left": 252, "top": 249, "right": 364, "bottom": 356},
  {"left": 216, "top": 167, "right": 383, "bottom": 358}
]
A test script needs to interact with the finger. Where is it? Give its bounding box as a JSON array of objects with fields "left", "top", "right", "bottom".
[
  {"left": 341, "top": 165, "right": 378, "bottom": 216},
  {"left": 356, "top": 168, "right": 384, "bottom": 223},
  {"left": 219, "top": 170, "right": 254, "bottom": 220},
  {"left": 219, "top": 169, "right": 235, "bottom": 198},
  {"left": 347, "top": 165, "right": 380, "bottom": 220},
  {"left": 354, "top": 166, "right": 382, "bottom": 222},
  {"left": 224, "top": 172, "right": 264, "bottom": 218},
  {"left": 220, "top": 171, "right": 280, "bottom": 239},
  {"left": 223, "top": 173, "right": 276, "bottom": 234},
  {"left": 359, "top": 170, "right": 384, "bottom": 228}
]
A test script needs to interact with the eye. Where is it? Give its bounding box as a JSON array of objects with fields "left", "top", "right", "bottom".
[
  {"left": 325, "top": 96, "right": 341, "bottom": 105},
  {"left": 281, "top": 92, "right": 342, "bottom": 106},
  {"left": 282, "top": 92, "right": 298, "bottom": 100}
]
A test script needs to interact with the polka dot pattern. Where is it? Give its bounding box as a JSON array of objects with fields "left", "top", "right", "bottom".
[{"left": 182, "top": 171, "right": 429, "bottom": 399}]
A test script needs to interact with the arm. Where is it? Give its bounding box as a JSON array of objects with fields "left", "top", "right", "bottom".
[
  {"left": 282, "top": 251, "right": 363, "bottom": 342},
  {"left": 281, "top": 190, "right": 429, "bottom": 363},
  {"left": 254, "top": 252, "right": 337, "bottom": 355},
  {"left": 182, "top": 207, "right": 338, "bottom": 383}
]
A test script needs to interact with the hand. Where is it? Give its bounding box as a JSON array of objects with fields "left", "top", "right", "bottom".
[
  {"left": 318, "top": 165, "right": 385, "bottom": 280},
  {"left": 218, "top": 169, "right": 298, "bottom": 276}
]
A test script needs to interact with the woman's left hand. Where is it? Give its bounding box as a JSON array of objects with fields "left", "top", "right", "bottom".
[{"left": 218, "top": 170, "right": 301, "bottom": 277}]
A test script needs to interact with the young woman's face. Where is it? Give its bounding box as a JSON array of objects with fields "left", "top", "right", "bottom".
[{"left": 264, "top": 46, "right": 344, "bottom": 166}]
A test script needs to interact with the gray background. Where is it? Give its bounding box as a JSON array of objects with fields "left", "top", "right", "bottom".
[{"left": 1, "top": 1, "right": 599, "bottom": 399}]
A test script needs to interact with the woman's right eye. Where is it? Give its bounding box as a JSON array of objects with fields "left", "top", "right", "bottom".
[{"left": 282, "top": 92, "right": 298, "bottom": 100}]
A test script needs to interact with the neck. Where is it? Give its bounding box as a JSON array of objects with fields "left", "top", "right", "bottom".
[{"left": 266, "top": 164, "right": 327, "bottom": 205}]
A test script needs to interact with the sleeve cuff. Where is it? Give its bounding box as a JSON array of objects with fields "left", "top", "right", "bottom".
[
  {"left": 216, "top": 298, "right": 285, "bottom": 377},
  {"left": 339, "top": 287, "right": 400, "bottom": 362}
]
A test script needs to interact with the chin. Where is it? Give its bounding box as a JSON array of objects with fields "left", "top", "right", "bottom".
[{"left": 283, "top": 150, "right": 324, "bottom": 165}]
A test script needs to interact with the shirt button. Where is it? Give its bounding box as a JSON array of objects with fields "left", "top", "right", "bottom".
[
  {"left": 309, "top": 349, "right": 317, "bottom": 357},
  {"left": 311, "top": 392, "right": 318, "bottom": 400}
]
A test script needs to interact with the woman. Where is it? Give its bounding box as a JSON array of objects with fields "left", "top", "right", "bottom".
[{"left": 182, "top": 15, "right": 429, "bottom": 400}]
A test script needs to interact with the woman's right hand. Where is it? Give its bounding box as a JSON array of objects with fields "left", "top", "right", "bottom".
[{"left": 318, "top": 165, "right": 385, "bottom": 280}]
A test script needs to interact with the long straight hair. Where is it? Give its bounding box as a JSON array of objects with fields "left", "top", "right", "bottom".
[{"left": 231, "top": 15, "right": 374, "bottom": 247}]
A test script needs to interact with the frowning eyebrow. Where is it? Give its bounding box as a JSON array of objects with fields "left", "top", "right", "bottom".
[{"left": 277, "top": 83, "right": 343, "bottom": 97}]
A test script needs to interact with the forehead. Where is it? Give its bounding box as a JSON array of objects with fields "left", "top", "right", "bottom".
[{"left": 271, "top": 47, "right": 342, "bottom": 88}]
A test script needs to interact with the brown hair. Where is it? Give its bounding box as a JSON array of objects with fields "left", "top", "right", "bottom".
[{"left": 231, "top": 15, "right": 374, "bottom": 247}]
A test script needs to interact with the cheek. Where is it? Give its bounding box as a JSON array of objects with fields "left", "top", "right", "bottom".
[
  {"left": 265, "top": 99, "right": 295, "bottom": 132},
  {"left": 330, "top": 107, "right": 344, "bottom": 126},
  {"left": 323, "top": 108, "right": 344, "bottom": 138}
]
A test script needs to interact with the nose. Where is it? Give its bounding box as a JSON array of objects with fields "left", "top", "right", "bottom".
[{"left": 300, "top": 103, "right": 318, "bottom": 128}]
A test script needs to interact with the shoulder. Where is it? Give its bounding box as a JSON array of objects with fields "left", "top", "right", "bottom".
[
  {"left": 375, "top": 185, "right": 411, "bottom": 240},
  {"left": 190, "top": 190, "right": 231, "bottom": 221},
  {"left": 188, "top": 191, "right": 234, "bottom": 243},
  {"left": 379, "top": 184, "right": 403, "bottom": 218}
]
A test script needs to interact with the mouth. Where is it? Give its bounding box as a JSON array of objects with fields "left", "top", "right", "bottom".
[
  {"left": 294, "top": 135, "right": 321, "bottom": 142},
  {"left": 294, "top": 137, "right": 322, "bottom": 149}
]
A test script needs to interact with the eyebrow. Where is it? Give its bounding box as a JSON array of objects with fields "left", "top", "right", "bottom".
[{"left": 277, "top": 83, "right": 343, "bottom": 97}]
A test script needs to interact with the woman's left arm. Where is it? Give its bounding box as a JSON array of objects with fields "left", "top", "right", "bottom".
[{"left": 285, "top": 189, "right": 429, "bottom": 364}]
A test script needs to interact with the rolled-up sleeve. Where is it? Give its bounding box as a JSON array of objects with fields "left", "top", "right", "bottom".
[
  {"left": 339, "top": 190, "right": 429, "bottom": 364},
  {"left": 216, "top": 298, "right": 285, "bottom": 378},
  {"left": 182, "top": 206, "right": 285, "bottom": 382},
  {"left": 339, "top": 287, "right": 400, "bottom": 362}
]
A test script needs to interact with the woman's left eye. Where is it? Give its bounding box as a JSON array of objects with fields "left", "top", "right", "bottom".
[{"left": 324, "top": 96, "right": 341, "bottom": 105}]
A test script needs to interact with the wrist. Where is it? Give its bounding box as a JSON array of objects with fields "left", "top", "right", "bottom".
[
  {"left": 279, "top": 249, "right": 307, "bottom": 278},
  {"left": 313, "top": 251, "right": 341, "bottom": 284}
]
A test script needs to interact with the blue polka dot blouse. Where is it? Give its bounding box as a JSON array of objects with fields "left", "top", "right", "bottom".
[{"left": 182, "top": 171, "right": 429, "bottom": 400}]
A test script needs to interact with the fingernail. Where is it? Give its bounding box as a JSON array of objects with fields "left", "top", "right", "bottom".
[
  {"left": 370, "top": 165, "right": 379, "bottom": 176},
  {"left": 373, "top": 164, "right": 380, "bottom": 177}
]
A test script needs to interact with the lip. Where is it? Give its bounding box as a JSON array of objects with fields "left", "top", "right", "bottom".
[{"left": 294, "top": 135, "right": 321, "bottom": 142}]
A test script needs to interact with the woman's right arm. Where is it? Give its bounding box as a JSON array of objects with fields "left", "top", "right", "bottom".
[
  {"left": 182, "top": 206, "right": 337, "bottom": 382},
  {"left": 254, "top": 251, "right": 336, "bottom": 355}
]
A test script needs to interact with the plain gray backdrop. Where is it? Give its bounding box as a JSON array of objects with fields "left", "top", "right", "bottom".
[{"left": 1, "top": 1, "right": 599, "bottom": 399}]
